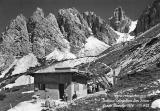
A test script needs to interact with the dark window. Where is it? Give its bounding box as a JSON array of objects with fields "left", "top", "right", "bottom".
[
  {"left": 59, "top": 84, "right": 64, "bottom": 100},
  {"left": 38, "top": 83, "right": 45, "bottom": 90}
]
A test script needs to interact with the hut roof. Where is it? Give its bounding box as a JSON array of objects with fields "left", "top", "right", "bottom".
[{"left": 35, "top": 57, "right": 97, "bottom": 74}]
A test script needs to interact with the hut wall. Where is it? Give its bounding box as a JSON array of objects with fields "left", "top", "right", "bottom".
[
  {"left": 46, "top": 84, "right": 59, "bottom": 99},
  {"left": 34, "top": 73, "right": 72, "bottom": 100},
  {"left": 72, "top": 82, "right": 87, "bottom": 98},
  {"left": 33, "top": 72, "right": 88, "bottom": 100}
]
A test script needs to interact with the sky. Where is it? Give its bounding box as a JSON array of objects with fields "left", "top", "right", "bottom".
[{"left": 0, "top": 0, "right": 154, "bottom": 33}]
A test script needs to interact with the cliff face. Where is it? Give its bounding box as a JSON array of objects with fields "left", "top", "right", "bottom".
[
  {"left": 83, "top": 11, "right": 119, "bottom": 45},
  {"left": 109, "top": 7, "right": 132, "bottom": 33},
  {"left": 0, "top": 15, "right": 31, "bottom": 72},
  {"left": 2, "top": 15, "right": 31, "bottom": 56},
  {"left": 57, "top": 8, "right": 91, "bottom": 54},
  {"left": 27, "top": 8, "right": 70, "bottom": 58},
  {"left": 134, "top": 0, "right": 160, "bottom": 36}
]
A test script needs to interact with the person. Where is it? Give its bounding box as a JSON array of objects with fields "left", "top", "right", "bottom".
[
  {"left": 95, "top": 84, "right": 100, "bottom": 92},
  {"left": 63, "top": 91, "right": 68, "bottom": 101},
  {"left": 92, "top": 84, "right": 96, "bottom": 93},
  {"left": 87, "top": 84, "right": 92, "bottom": 94},
  {"left": 45, "top": 96, "right": 51, "bottom": 109},
  {"left": 72, "top": 91, "right": 77, "bottom": 100}
]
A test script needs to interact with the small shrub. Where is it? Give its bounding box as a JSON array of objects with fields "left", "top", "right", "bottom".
[
  {"left": 0, "top": 93, "right": 6, "bottom": 101},
  {"left": 11, "top": 88, "right": 20, "bottom": 92}
]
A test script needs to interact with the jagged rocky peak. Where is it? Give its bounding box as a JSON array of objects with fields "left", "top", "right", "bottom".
[
  {"left": 134, "top": 0, "right": 160, "bottom": 36},
  {"left": 46, "top": 13, "right": 59, "bottom": 28},
  {"left": 27, "top": 7, "right": 44, "bottom": 33},
  {"left": 83, "top": 11, "right": 105, "bottom": 34},
  {"left": 83, "top": 11, "right": 104, "bottom": 27},
  {"left": 57, "top": 8, "right": 91, "bottom": 54},
  {"left": 114, "top": 7, "right": 125, "bottom": 21},
  {"left": 27, "top": 8, "right": 70, "bottom": 58},
  {"left": 0, "top": 14, "right": 32, "bottom": 72},
  {"left": 32, "top": 7, "right": 44, "bottom": 22},
  {"left": 83, "top": 11, "right": 119, "bottom": 45},
  {"left": 58, "top": 8, "right": 89, "bottom": 27},
  {"left": 109, "top": 7, "right": 131, "bottom": 33},
  {"left": 2, "top": 14, "right": 31, "bottom": 56}
]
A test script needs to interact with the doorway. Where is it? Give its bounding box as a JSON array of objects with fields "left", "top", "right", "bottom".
[{"left": 59, "top": 84, "right": 64, "bottom": 100}]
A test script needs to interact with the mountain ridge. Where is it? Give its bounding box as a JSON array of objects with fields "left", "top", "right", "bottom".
[
  {"left": 0, "top": 7, "right": 135, "bottom": 75},
  {"left": 134, "top": 0, "right": 160, "bottom": 36}
]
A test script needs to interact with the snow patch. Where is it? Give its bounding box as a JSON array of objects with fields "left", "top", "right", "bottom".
[
  {"left": 129, "top": 20, "right": 137, "bottom": 33},
  {"left": 0, "top": 53, "right": 39, "bottom": 78},
  {"left": 12, "top": 53, "right": 39, "bottom": 75},
  {"left": 46, "top": 48, "right": 76, "bottom": 61},
  {"left": 115, "top": 31, "right": 135, "bottom": 43},
  {"left": 8, "top": 100, "right": 43, "bottom": 111},
  {"left": 151, "top": 99, "right": 160, "bottom": 109},
  {"left": 22, "top": 90, "right": 34, "bottom": 94},
  {"left": 4, "top": 75, "right": 34, "bottom": 89},
  {"left": 78, "top": 36, "right": 110, "bottom": 57},
  {"left": 0, "top": 60, "right": 18, "bottom": 78}
]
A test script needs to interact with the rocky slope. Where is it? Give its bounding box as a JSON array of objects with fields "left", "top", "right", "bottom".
[
  {"left": 70, "top": 21, "right": 160, "bottom": 111},
  {"left": 72, "top": 1, "right": 160, "bottom": 109},
  {"left": 82, "top": 22, "right": 160, "bottom": 89},
  {"left": 134, "top": 0, "right": 160, "bottom": 36}
]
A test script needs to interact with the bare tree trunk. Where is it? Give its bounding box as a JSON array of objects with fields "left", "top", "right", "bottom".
[
  {"left": 99, "top": 75, "right": 109, "bottom": 89},
  {"left": 113, "top": 69, "right": 116, "bottom": 86},
  {"left": 103, "top": 74, "right": 110, "bottom": 85}
]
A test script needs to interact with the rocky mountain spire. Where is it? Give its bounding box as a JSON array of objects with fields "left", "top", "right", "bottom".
[
  {"left": 2, "top": 14, "right": 31, "bottom": 56},
  {"left": 27, "top": 8, "right": 69, "bottom": 58},
  {"left": 83, "top": 11, "right": 119, "bottom": 45},
  {"left": 83, "top": 11, "right": 108, "bottom": 43},
  {"left": 0, "top": 14, "right": 31, "bottom": 71},
  {"left": 57, "top": 8, "right": 91, "bottom": 54},
  {"left": 109, "top": 7, "right": 131, "bottom": 33}
]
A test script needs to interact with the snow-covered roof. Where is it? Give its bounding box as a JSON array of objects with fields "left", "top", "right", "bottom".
[{"left": 35, "top": 57, "right": 96, "bottom": 73}]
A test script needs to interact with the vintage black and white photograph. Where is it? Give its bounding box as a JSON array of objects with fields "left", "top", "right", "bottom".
[{"left": 0, "top": 0, "right": 160, "bottom": 111}]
